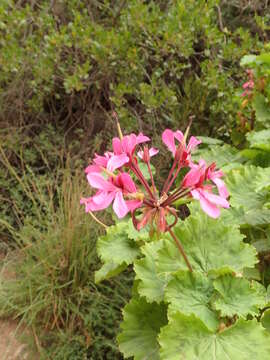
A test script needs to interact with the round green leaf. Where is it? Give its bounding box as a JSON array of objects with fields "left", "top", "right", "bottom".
[
  {"left": 159, "top": 313, "right": 270, "bottom": 360},
  {"left": 165, "top": 271, "right": 219, "bottom": 331},
  {"left": 134, "top": 240, "right": 168, "bottom": 303},
  {"left": 97, "top": 222, "right": 140, "bottom": 265},
  {"left": 261, "top": 309, "right": 270, "bottom": 332},
  {"left": 156, "top": 213, "right": 257, "bottom": 276},
  {"left": 225, "top": 166, "right": 270, "bottom": 226},
  {"left": 213, "top": 275, "right": 266, "bottom": 318},
  {"left": 118, "top": 297, "right": 167, "bottom": 360}
]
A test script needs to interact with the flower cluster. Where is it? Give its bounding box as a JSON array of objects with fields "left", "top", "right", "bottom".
[
  {"left": 81, "top": 126, "right": 229, "bottom": 234},
  {"left": 241, "top": 69, "right": 254, "bottom": 98}
]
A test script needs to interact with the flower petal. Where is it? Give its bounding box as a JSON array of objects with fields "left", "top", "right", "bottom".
[
  {"left": 212, "top": 177, "right": 229, "bottom": 199},
  {"left": 87, "top": 173, "right": 115, "bottom": 191},
  {"left": 162, "top": 129, "right": 176, "bottom": 155},
  {"left": 84, "top": 164, "right": 101, "bottom": 174},
  {"left": 187, "top": 136, "right": 201, "bottom": 152},
  {"left": 112, "top": 137, "right": 122, "bottom": 155},
  {"left": 174, "top": 130, "right": 184, "bottom": 143},
  {"left": 113, "top": 191, "right": 129, "bottom": 218},
  {"left": 120, "top": 173, "right": 137, "bottom": 193},
  {"left": 136, "top": 133, "right": 150, "bottom": 144},
  {"left": 125, "top": 199, "right": 143, "bottom": 212},
  {"left": 191, "top": 189, "right": 220, "bottom": 218},
  {"left": 201, "top": 189, "right": 230, "bottom": 208},
  {"left": 107, "top": 154, "right": 129, "bottom": 172},
  {"left": 182, "top": 166, "right": 203, "bottom": 188},
  {"left": 122, "top": 134, "right": 137, "bottom": 154},
  {"left": 149, "top": 147, "right": 159, "bottom": 157}
]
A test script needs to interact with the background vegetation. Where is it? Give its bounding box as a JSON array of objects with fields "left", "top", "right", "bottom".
[{"left": 0, "top": 0, "right": 269, "bottom": 358}]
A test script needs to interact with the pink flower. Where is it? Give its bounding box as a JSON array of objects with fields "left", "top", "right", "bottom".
[
  {"left": 85, "top": 151, "right": 129, "bottom": 174},
  {"left": 190, "top": 187, "right": 229, "bottom": 218},
  {"left": 162, "top": 129, "right": 201, "bottom": 165},
  {"left": 107, "top": 133, "right": 150, "bottom": 171},
  {"left": 137, "top": 147, "right": 159, "bottom": 162},
  {"left": 206, "top": 163, "right": 229, "bottom": 199},
  {"left": 182, "top": 160, "right": 229, "bottom": 218},
  {"left": 241, "top": 70, "right": 254, "bottom": 97},
  {"left": 80, "top": 172, "right": 142, "bottom": 218}
]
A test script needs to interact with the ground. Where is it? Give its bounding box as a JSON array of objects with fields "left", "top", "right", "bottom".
[{"left": 0, "top": 252, "right": 39, "bottom": 360}]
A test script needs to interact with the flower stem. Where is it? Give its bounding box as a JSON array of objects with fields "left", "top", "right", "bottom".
[
  {"left": 146, "top": 161, "right": 157, "bottom": 198},
  {"left": 168, "top": 227, "right": 193, "bottom": 272},
  {"left": 130, "top": 161, "right": 155, "bottom": 200},
  {"left": 162, "top": 159, "right": 177, "bottom": 194},
  {"left": 165, "top": 163, "right": 182, "bottom": 194}
]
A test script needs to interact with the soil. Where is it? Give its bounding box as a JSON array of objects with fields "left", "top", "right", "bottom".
[{"left": 0, "top": 253, "right": 39, "bottom": 360}]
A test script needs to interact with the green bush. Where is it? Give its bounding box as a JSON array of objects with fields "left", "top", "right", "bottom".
[{"left": 0, "top": 0, "right": 267, "bottom": 138}]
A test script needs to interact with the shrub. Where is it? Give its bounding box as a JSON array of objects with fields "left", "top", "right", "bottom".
[{"left": 0, "top": 0, "right": 267, "bottom": 138}]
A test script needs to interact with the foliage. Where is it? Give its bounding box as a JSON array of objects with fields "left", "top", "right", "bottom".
[{"left": 0, "top": 0, "right": 267, "bottom": 139}]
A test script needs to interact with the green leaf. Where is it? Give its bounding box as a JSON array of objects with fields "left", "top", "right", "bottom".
[
  {"left": 159, "top": 314, "right": 270, "bottom": 360},
  {"left": 196, "top": 136, "right": 223, "bottom": 145},
  {"left": 126, "top": 218, "right": 149, "bottom": 243},
  {"left": 95, "top": 261, "right": 127, "bottom": 283},
  {"left": 261, "top": 309, "right": 270, "bottom": 332},
  {"left": 118, "top": 297, "right": 167, "bottom": 360},
  {"left": 246, "top": 129, "right": 270, "bottom": 152},
  {"left": 253, "top": 94, "right": 270, "bottom": 124},
  {"left": 225, "top": 166, "right": 270, "bottom": 225},
  {"left": 134, "top": 240, "right": 168, "bottom": 303},
  {"left": 156, "top": 212, "right": 257, "bottom": 277},
  {"left": 240, "top": 54, "right": 257, "bottom": 66},
  {"left": 97, "top": 222, "right": 140, "bottom": 265},
  {"left": 221, "top": 206, "right": 270, "bottom": 227},
  {"left": 213, "top": 275, "right": 266, "bottom": 317},
  {"left": 165, "top": 271, "right": 219, "bottom": 331},
  {"left": 192, "top": 144, "right": 242, "bottom": 171},
  {"left": 255, "top": 167, "right": 270, "bottom": 191}
]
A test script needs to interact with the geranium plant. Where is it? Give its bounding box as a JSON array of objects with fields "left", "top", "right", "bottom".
[{"left": 81, "top": 115, "right": 270, "bottom": 359}]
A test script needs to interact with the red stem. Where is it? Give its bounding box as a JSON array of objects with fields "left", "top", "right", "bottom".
[
  {"left": 162, "top": 159, "right": 177, "bottom": 194},
  {"left": 130, "top": 161, "right": 155, "bottom": 200},
  {"left": 165, "top": 163, "right": 182, "bottom": 194},
  {"left": 168, "top": 227, "right": 193, "bottom": 272},
  {"left": 146, "top": 160, "right": 157, "bottom": 198}
]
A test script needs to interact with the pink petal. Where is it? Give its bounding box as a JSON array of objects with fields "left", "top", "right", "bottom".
[
  {"left": 182, "top": 167, "right": 203, "bottom": 188},
  {"left": 174, "top": 130, "right": 184, "bottom": 143},
  {"left": 107, "top": 154, "right": 129, "bottom": 172},
  {"left": 136, "top": 133, "right": 150, "bottom": 144},
  {"left": 90, "top": 191, "right": 115, "bottom": 210},
  {"left": 191, "top": 189, "right": 220, "bottom": 218},
  {"left": 85, "top": 164, "right": 101, "bottom": 174},
  {"left": 112, "top": 138, "right": 122, "bottom": 155},
  {"left": 201, "top": 189, "right": 230, "bottom": 208},
  {"left": 162, "top": 129, "right": 176, "bottom": 155},
  {"left": 87, "top": 173, "right": 115, "bottom": 191},
  {"left": 137, "top": 150, "right": 143, "bottom": 160},
  {"left": 149, "top": 147, "right": 159, "bottom": 157},
  {"left": 113, "top": 191, "right": 129, "bottom": 218},
  {"left": 120, "top": 173, "right": 137, "bottom": 193},
  {"left": 125, "top": 199, "right": 143, "bottom": 212},
  {"left": 122, "top": 134, "right": 137, "bottom": 154},
  {"left": 187, "top": 136, "right": 201, "bottom": 152},
  {"left": 93, "top": 154, "right": 109, "bottom": 167},
  {"left": 212, "top": 178, "right": 229, "bottom": 199}
]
